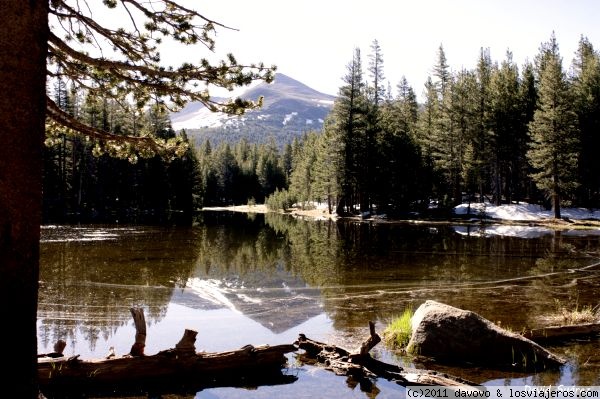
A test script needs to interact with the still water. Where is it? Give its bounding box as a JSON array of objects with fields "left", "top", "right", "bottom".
[{"left": 38, "top": 212, "right": 600, "bottom": 398}]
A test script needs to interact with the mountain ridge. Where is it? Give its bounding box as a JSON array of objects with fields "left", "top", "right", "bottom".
[{"left": 171, "top": 73, "right": 336, "bottom": 147}]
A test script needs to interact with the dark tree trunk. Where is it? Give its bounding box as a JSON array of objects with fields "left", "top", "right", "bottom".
[
  {"left": 0, "top": 1, "right": 49, "bottom": 397},
  {"left": 552, "top": 173, "right": 561, "bottom": 219}
]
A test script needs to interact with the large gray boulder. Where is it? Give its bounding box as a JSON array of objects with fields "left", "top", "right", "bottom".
[{"left": 406, "top": 300, "right": 565, "bottom": 371}]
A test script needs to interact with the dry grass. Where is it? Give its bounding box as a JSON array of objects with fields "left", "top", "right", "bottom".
[{"left": 541, "top": 300, "right": 600, "bottom": 326}]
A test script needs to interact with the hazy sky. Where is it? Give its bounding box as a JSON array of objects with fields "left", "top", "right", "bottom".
[
  {"left": 95, "top": 1, "right": 594, "bottom": 101},
  {"left": 170, "top": 0, "right": 599, "bottom": 98}
]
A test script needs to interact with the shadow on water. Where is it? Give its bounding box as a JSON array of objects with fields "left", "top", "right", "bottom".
[{"left": 38, "top": 212, "right": 600, "bottom": 397}]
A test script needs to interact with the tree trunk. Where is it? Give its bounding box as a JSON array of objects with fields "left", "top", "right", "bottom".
[
  {"left": 552, "top": 167, "right": 561, "bottom": 219},
  {"left": 552, "top": 192, "right": 561, "bottom": 219},
  {"left": 523, "top": 323, "right": 600, "bottom": 343},
  {"left": 0, "top": 1, "right": 48, "bottom": 397},
  {"left": 39, "top": 343, "right": 297, "bottom": 396}
]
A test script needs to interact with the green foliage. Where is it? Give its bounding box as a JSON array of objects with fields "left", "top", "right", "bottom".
[
  {"left": 43, "top": 88, "right": 203, "bottom": 224},
  {"left": 333, "top": 47, "right": 370, "bottom": 214},
  {"left": 46, "top": 1, "right": 276, "bottom": 161},
  {"left": 273, "top": 34, "right": 600, "bottom": 214},
  {"left": 265, "top": 188, "right": 296, "bottom": 211},
  {"left": 368, "top": 39, "right": 386, "bottom": 106},
  {"left": 572, "top": 36, "right": 600, "bottom": 207},
  {"left": 48, "top": 30, "right": 600, "bottom": 220},
  {"left": 383, "top": 306, "right": 414, "bottom": 349},
  {"left": 196, "top": 138, "right": 287, "bottom": 207},
  {"left": 527, "top": 34, "right": 580, "bottom": 217},
  {"left": 487, "top": 51, "right": 530, "bottom": 204}
]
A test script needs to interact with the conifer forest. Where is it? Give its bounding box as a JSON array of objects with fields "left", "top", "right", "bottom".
[{"left": 44, "top": 34, "right": 600, "bottom": 223}]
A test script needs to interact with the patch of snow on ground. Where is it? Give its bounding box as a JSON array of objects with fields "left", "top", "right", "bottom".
[
  {"left": 452, "top": 202, "right": 600, "bottom": 237},
  {"left": 454, "top": 202, "right": 600, "bottom": 221}
]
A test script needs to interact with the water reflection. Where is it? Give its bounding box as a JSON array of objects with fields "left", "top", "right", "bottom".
[
  {"left": 38, "top": 225, "right": 199, "bottom": 356},
  {"left": 38, "top": 213, "right": 600, "bottom": 394}
]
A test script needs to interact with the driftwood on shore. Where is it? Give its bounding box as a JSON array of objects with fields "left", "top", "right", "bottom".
[
  {"left": 38, "top": 309, "right": 479, "bottom": 397},
  {"left": 523, "top": 323, "right": 600, "bottom": 343},
  {"left": 295, "top": 321, "right": 476, "bottom": 388},
  {"left": 41, "top": 303, "right": 597, "bottom": 397},
  {"left": 38, "top": 308, "right": 297, "bottom": 396}
]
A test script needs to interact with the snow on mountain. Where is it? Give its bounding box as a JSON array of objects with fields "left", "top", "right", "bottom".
[{"left": 171, "top": 73, "right": 336, "bottom": 135}]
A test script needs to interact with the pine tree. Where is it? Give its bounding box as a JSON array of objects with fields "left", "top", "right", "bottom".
[
  {"left": 571, "top": 36, "right": 600, "bottom": 207},
  {"left": 365, "top": 40, "right": 387, "bottom": 213},
  {"left": 289, "top": 132, "right": 319, "bottom": 208},
  {"left": 331, "top": 48, "right": 368, "bottom": 214},
  {"left": 2, "top": 2, "right": 277, "bottom": 392},
  {"left": 448, "top": 69, "right": 477, "bottom": 205},
  {"left": 427, "top": 46, "right": 467, "bottom": 206},
  {"left": 434, "top": 44, "right": 451, "bottom": 94},
  {"left": 256, "top": 138, "right": 286, "bottom": 201},
  {"left": 417, "top": 77, "right": 442, "bottom": 203},
  {"left": 527, "top": 34, "right": 580, "bottom": 218},
  {"left": 367, "top": 39, "right": 386, "bottom": 107},
  {"left": 377, "top": 77, "right": 424, "bottom": 214},
  {"left": 313, "top": 123, "right": 343, "bottom": 213},
  {"left": 165, "top": 132, "right": 203, "bottom": 223},
  {"left": 518, "top": 61, "right": 538, "bottom": 201},
  {"left": 198, "top": 140, "right": 218, "bottom": 206},
  {"left": 489, "top": 51, "right": 524, "bottom": 204},
  {"left": 472, "top": 48, "right": 494, "bottom": 203}
]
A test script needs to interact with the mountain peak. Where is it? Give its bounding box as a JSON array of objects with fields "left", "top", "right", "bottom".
[
  {"left": 171, "top": 73, "right": 336, "bottom": 138},
  {"left": 242, "top": 72, "right": 335, "bottom": 107},
  {"left": 270, "top": 72, "right": 324, "bottom": 94}
]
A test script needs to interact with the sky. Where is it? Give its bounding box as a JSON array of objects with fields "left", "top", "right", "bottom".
[{"left": 157, "top": 0, "right": 600, "bottom": 99}]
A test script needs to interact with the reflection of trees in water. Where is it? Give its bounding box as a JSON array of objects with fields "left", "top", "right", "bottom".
[
  {"left": 261, "top": 218, "right": 600, "bottom": 335},
  {"left": 557, "top": 341, "right": 600, "bottom": 385},
  {"left": 39, "top": 218, "right": 600, "bottom": 364},
  {"left": 187, "top": 213, "right": 329, "bottom": 332},
  {"left": 38, "top": 226, "right": 200, "bottom": 352},
  {"left": 266, "top": 213, "right": 341, "bottom": 286},
  {"left": 521, "top": 231, "right": 600, "bottom": 328},
  {"left": 192, "top": 212, "right": 288, "bottom": 278}
]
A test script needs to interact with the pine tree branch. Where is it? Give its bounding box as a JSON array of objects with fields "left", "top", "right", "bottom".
[
  {"left": 50, "top": 1, "right": 151, "bottom": 61},
  {"left": 48, "top": 30, "right": 273, "bottom": 113}
]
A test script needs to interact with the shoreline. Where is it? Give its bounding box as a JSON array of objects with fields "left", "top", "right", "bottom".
[
  {"left": 201, "top": 204, "right": 600, "bottom": 230},
  {"left": 202, "top": 204, "right": 338, "bottom": 220}
]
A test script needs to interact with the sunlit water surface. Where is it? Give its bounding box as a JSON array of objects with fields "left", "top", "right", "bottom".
[{"left": 38, "top": 212, "right": 600, "bottom": 398}]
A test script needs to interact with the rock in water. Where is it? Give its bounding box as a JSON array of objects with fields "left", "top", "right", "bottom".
[{"left": 406, "top": 300, "right": 565, "bottom": 371}]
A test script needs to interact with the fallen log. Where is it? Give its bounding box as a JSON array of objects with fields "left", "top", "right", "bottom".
[
  {"left": 295, "top": 321, "right": 477, "bottom": 388},
  {"left": 523, "top": 323, "right": 600, "bottom": 343},
  {"left": 129, "top": 306, "right": 146, "bottom": 356},
  {"left": 38, "top": 311, "right": 476, "bottom": 397},
  {"left": 38, "top": 308, "right": 297, "bottom": 397}
]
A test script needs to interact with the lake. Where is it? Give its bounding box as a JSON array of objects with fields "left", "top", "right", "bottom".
[{"left": 38, "top": 211, "right": 600, "bottom": 398}]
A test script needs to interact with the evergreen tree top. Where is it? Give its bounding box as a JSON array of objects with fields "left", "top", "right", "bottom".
[{"left": 47, "top": 0, "right": 276, "bottom": 160}]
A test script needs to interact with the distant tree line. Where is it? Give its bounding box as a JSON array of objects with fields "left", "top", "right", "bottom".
[
  {"left": 44, "top": 33, "right": 600, "bottom": 222},
  {"left": 196, "top": 137, "right": 288, "bottom": 206},
  {"left": 43, "top": 77, "right": 290, "bottom": 222},
  {"left": 43, "top": 78, "right": 202, "bottom": 225},
  {"left": 268, "top": 34, "right": 600, "bottom": 219}
]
